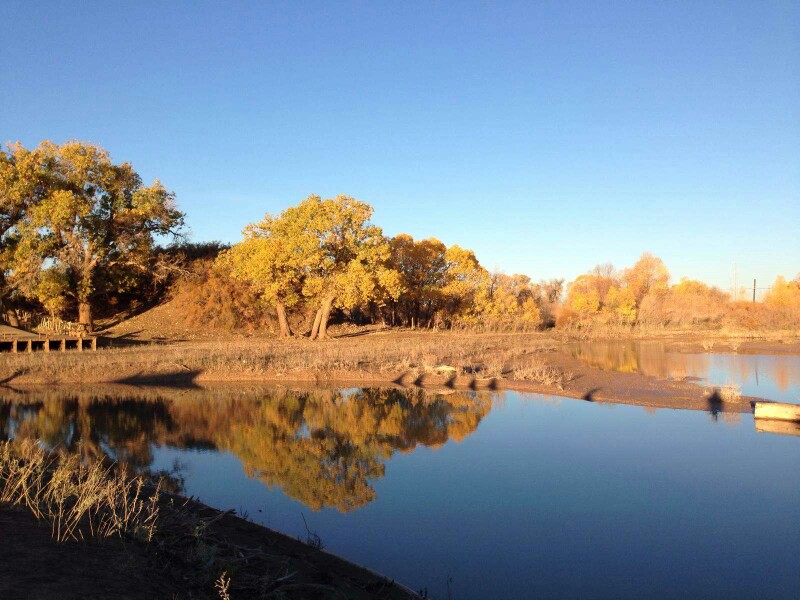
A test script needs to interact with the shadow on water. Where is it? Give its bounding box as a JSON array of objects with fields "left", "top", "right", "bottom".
[
  {"left": 706, "top": 389, "right": 723, "bottom": 421},
  {"left": 112, "top": 370, "right": 203, "bottom": 388}
]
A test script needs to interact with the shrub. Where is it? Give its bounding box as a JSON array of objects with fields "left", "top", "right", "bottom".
[{"left": 169, "top": 258, "right": 274, "bottom": 332}]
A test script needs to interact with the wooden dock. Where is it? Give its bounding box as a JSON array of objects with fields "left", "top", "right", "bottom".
[{"left": 0, "top": 324, "right": 96, "bottom": 353}]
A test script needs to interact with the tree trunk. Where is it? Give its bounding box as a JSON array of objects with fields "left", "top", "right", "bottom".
[
  {"left": 309, "top": 308, "right": 323, "bottom": 340},
  {"left": 78, "top": 301, "right": 93, "bottom": 333},
  {"left": 275, "top": 301, "right": 292, "bottom": 338},
  {"left": 6, "top": 310, "right": 19, "bottom": 328},
  {"left": 317, "top": 296, "right": 335, "bottom": 340}
]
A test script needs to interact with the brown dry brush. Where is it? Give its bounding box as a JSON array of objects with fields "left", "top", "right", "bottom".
[
  {"left": 0, "top": 440, "right": 160, "bottom": 543},
  {"left": 511, "top": 358, "right": 573, "bottom": 390}
]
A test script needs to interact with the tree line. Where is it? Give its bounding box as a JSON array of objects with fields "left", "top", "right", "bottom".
[
  {"left": 561, "top": 254, "right": 800, "bottom": 330},
  {"left": 218, "top": 194, "right": 560, "bottom": 338},
  {"left": 2, "top": 140, "right": 798, "bottom": 335}
]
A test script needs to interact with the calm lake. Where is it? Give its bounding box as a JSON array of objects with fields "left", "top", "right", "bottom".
[{"left": 1, "top": 351, "right": 799, "bottom": 599}]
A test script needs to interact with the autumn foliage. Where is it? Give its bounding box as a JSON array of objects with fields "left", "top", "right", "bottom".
[
  {"left": 559, "top": 254, "right": 800, "bottom": 331},
  {"left": 0, "top": 140, "right": 183, "bottom": 330},
  {"left": 215, "top": 203, "right": 558, "bottom": 337},
  {"left": 2, "top": 140, "right": 797, "bottom": 337}
]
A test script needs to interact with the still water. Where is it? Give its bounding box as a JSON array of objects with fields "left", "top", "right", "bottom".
[
  {"left": 1, "top": 378, "right": 798, "bottom": 599},
  {"left": 568, "top": 340, "right": 800, "bottom": 403}
]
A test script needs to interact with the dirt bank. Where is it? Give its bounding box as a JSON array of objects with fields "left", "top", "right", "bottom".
[{"left": 0, "top": 496, "right": 420, "bottom": 600}]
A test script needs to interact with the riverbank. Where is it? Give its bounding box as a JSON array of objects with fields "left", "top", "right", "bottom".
[
  {"left": 1, "top": 329, "right": 796, "bottom": 412},
  {"left": 0, "top": 441, "right": 421, "bottom": 600}
]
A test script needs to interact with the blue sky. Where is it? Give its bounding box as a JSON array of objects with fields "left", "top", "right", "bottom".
[{"left": 1, "top": 1, "right": 797, "bottom": 291}]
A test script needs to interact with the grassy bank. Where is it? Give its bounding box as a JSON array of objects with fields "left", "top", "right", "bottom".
[
  {"left": 0, "top": 331, "right": 567, "bottom": 386},
  {"left": 0, "top": 329, "right": 783, "bottom": 412}
]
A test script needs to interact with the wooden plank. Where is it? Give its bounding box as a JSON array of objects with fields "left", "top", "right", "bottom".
[
  {"left": 12, "top": 340, "right": 17, "bottom": 353},
  {"left": 754, "top": 402, "right": 800, "bottom": 422},
  {"left": 91, "top": 337, "right": 97, "bottom": 351},
  {"left": 60, "top": 339, "right": 66, "bottom": 352},
  {"left": 44, "top": 338, "right": 50, "bottom": 352}
]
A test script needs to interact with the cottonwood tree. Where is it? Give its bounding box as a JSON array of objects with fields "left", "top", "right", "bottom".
[
  {"left": 11, "top": 141, "right": 183, "bottom": 330},
  {"left": 622, "top": 252, "right": 670, "bottom": 306},
  {"left": 477, "top": 272, "right": 543, "bottom": 331},
  {"left": 222, "top": 199, "right": 325, "bottom": 337},
  {"left": 0, "top": 143, "right": 46, "bottom": 323},
  {"left": 387, "top": 234, "right": 449, "bottom": 327},
  {"left": 226, "top": 195, "right": 402, "bottom": 340},
  {"left": 437, "top": 245, "right": 490, "bottom": 326},
  {"left": 303, "top": 196, "right": 402, "bottom": 340}
]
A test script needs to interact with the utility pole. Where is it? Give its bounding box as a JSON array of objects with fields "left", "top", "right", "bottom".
[{"left": 753, "top": 279, "right": 756, "bottom": 302}]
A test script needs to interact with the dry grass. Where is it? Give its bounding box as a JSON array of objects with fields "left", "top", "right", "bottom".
[
  {"left": 1, "top": 327, "right": 794, "bottom": 388},
  {"left": 0, "top": 331, "right": 560, "bottom": 385},
  {"left": 512, "top": 359, "right": 573, "bottom": 389},
  {"left": 0, "top": 440, "right": 160, "bottom": 543},
  {"left": 0, "top": 441, "right": 418, "bottom": 599},
  {"left": 715, "top": 384, "right": 742, "bottom": 403}
]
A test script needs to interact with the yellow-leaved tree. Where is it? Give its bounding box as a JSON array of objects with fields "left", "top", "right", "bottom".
[
  {"left": 9, "top": 140, "right": 184, "bottom": 330},
  {"left": 622, "top": 252, "right": 670, "bottom": 306},
  {"left": 439, "top": 245, "right": 490, "bottom": 327},
  {"left": 0, "top": 143, "right": 40, "bottom": 323},
  {"left": 476, "top": 273, "right": 543, "bottom": 331},
  {"left": 303, "top": 195, "right": 403, "bottom": 339},
  {"left": 387, "top": 234, "right": 449, "bottom": 327},
  {"left": 224, "top": 195, "right": 403, "bottom": 340},
  {"left": 221, "top": 199, "right": 325, "bottom": 337}
]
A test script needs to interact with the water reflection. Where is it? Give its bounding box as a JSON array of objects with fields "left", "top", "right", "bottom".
[
  {"left": 0, "top": 387, "right": 492, "bottom": 512},
  {"left": 1, "top": 385, "right": 798, "bottom": 599},
  {"left": 567, "top": 340, "right": 800, "bottom": 402}
]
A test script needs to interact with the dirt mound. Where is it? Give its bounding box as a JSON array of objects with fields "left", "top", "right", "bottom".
[{"left": 99, "top": 297, "right": 255, "bottom": 343}]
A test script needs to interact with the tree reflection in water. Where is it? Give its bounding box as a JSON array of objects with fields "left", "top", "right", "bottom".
[{"left": 0, "top": 387, "right": 492, "bottom": 512}]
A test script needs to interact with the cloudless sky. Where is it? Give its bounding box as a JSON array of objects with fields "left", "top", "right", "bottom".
[{"left": 1, "top": 1, "right": 798, "bottom": 291}]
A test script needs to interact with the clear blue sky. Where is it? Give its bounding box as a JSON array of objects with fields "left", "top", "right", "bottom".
[{"left": 2, "top": 1, "right": 798, "bottom": 291}]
